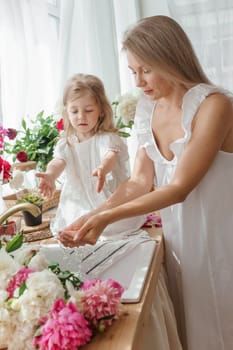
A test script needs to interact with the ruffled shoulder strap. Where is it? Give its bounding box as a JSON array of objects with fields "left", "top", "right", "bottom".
[
  {"left": 182, "top": 83, "right": 232, "bottom": 131},
  {"left": 133, "top": 94, "right": 155, "bottom": 148},
  {"left": 170, "top": 84, "right": 233, "bottom": 158}
]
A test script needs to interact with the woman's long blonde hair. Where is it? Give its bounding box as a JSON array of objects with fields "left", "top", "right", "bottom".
[
  {"left": 122, "top": 15, "right": 211, "bottom": 89},
  {"left": 62, "top": 73, "right": 117, "bottom": 137}
]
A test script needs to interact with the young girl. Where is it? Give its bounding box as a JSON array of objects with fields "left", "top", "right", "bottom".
[{"left": 36, "top": 73, "right": 145, "bottom": 237}]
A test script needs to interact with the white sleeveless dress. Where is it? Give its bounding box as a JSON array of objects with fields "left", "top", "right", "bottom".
[
  {"left": 134, "top": 84, "right": 233, "bottom": 350},
  {"left": 51, "top": 132, "right": 146, "bottom": 238}
]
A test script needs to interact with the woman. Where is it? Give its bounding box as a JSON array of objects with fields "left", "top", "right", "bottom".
[{"left": 59, "top": 16, "right": 233, "bottom": 350}]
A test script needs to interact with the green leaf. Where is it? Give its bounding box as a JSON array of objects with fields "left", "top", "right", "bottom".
[
  {"left": 5, "top": 232, "right": 24, "bottom": 253},
  {"left": 119, "top": 131, "right": 131, "bottom": 138},
  {"left": 18, "top": 281, "right": 27, "bottom": 296}
]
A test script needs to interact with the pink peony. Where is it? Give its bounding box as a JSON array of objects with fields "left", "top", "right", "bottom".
[
  {"left": 81, "top": 279, "right": 101, "bottom": 290},
  {"left": 6, "top": 267, "right": 35, "bottom": 298},
  {"left": 33, "top": 299, "right": 92, "bottom": 350},
  {"left": 143, "top": 213, "right": 162, "bottom": 228},
  {"left": 81, "top": 279, "right": 124, "bottom": 330}
]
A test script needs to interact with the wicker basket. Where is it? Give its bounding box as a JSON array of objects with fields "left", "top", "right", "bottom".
[
  {"left": 4, "top": 189, "right": 61, "bottom": 213},
  {"left": 42, "top": 189, "right": 61, "bottom": 212}
]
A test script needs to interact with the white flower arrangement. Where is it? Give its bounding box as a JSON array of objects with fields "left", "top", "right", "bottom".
[
  {"left": 113, "top": 90, "right": 141, "bottom": 138},
  {"left": 0, "top": 234, "right": 124, "bottom": 350}
]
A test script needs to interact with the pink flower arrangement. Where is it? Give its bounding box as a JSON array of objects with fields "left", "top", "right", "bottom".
[{"left": 0, "top": 238, "right": 124, "bottom": 350}]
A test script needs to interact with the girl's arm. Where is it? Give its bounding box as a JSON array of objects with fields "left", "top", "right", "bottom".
[
  {"left": 92, "top": 150, "right": 118, "bottom": 192},
  {"left": 36, "top": 158, "right": 66, "bottom": 197}
]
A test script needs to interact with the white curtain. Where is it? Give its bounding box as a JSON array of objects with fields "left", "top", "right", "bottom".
[
  {"left": 55, "top": 0, "right": 140, "bottom": 110},
  {"left": 55, "top": 0, "right": 118, "bottom": 109},
  {"left": 167, "top": 0, "right": 233, "bottom": 91},
  {"left": 0, "top": 0, "right": 57, "bottom": 128}
]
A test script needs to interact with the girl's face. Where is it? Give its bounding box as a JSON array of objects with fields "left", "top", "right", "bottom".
[
  {"left": 127, "top": 50, "right": 172, "bottom": 101},
  {"left": 66, "top": 93, "right": 101, "bottom": 140}
]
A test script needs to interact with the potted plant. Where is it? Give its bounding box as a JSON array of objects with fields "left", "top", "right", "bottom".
[{"left": 17, "top": 192, "right": 44, "bottom": 226}]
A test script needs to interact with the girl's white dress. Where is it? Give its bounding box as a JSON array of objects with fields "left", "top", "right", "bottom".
[
  {"left": 135, "top": 84, "right": 233, "bottom": 350},
  {"left": 51, "top": 132, "right": 145, "bottom": 238}
]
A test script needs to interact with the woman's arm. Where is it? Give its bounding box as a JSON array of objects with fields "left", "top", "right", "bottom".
[
  {"left": 58, "top": 147, "right": 154, "bottom": 245},
  {"left": 60, "top": 93, "right": 233, "bottom": 245},
  {"left": 93, "top": 94, "right": 233, "bottom": 216}
]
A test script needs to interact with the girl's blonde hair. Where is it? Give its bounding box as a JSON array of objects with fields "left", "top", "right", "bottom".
[
  {"left": 62, "top": 73, "right": 117, "bottom": 137},
  {"left": 122, "top": 15, "right": 211, "bottom": 89}
]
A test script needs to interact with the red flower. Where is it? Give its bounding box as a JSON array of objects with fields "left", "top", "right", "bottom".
[
  {"left": 56, "top": 118, "right": 64, "bottom": 131},
  {"left": 6, "top": 128, "right": 17, "bottom": 140},
  {"left": 0, "top": 156, "right": 12, "bottom": 180},
  {"left": 16, "top": 151, "right": 28, "bottom": 162}
]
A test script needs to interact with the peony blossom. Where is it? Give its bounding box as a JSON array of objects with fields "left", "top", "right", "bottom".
[
  {"left": 33, "top": 299, "right": 92, "bottom": 350},
  {"left": 81, "top": 279, "right": 124, "bottom": 329},
  {"left": 144, "top": 213, "right": 162, "bottom": 228},
  {"left": 116, "top": 91, "right": 140, "bottom": 123}
]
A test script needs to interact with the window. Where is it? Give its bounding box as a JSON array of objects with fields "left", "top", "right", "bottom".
[{"left": 168, "top": 0, "right": 233, "bottom": 90}]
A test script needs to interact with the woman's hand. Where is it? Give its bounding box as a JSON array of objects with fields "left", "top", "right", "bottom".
[
  {"left": 35, "top": 172, "right": 55, "bottom": 198},
  {"left": 58, "top": 212, "right": 109, "bottom": 247}
]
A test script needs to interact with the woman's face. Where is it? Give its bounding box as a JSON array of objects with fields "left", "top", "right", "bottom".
[
  {"left": 66, "top": 93, "right": 101, "bottom": 140},
  {"left": 127, "top": 50, "right": 172, "bottom": 101}
]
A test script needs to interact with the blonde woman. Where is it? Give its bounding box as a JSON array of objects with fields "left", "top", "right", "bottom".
[
  {"left": 59, "top": 16, "right": 233, "bottom": 350},
  {"left": 36, "top": 73, "right": 145, "bottom": 237}
]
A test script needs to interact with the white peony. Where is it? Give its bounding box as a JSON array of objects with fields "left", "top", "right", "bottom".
[
  {"left": 116, "top": 91, "right": 141, "bottom": 123},
  {"left": 0, "top": 249, "right": 20, "bottom": 290}
]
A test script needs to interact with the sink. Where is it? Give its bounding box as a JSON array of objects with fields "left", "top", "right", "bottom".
[{"left": 40, "top": 239, "right": 157, "bottom": 303}]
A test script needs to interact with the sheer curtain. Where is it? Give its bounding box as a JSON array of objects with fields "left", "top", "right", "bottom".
[
  {"left": 0, "top": 0, "right": 57, "bottom": 128},
  {"left": 55, "top": 0, "right": 140, "bottom": 110},
  {"left": 55, "top": 0, "right": 118, "bottom": 108},
  {"left": 167, "top": 0, "right": 233, "bottom": 91}
]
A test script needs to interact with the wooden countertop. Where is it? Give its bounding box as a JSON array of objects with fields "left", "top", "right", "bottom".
[{"left": 83, "top": 226, "right": 164, "bottom": 350}]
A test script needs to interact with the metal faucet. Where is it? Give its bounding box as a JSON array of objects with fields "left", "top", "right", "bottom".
[{"left": 0, "top": 203, "right": 41, "bottom": 225}]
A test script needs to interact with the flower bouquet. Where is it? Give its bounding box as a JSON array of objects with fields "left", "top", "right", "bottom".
[
  {"left": 0, "top": 233, "right": 124, "bottom": 350},
  {"left": 112, "top": 90, "right": 141, "bottom": 138},
  {"left": 4, "top": 111, "right": 63, "bottom": 171}
]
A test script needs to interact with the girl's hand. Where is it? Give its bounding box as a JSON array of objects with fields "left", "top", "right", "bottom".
[
  {"left": 35, "top": 172, "right": 55, "bottom": 198},
  {"left": 92, "top": 166, "right": 106, "bottom": 193}
]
